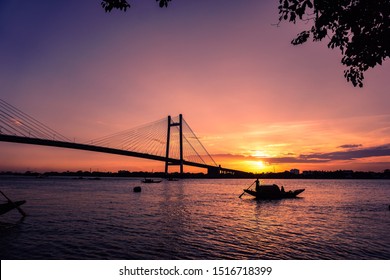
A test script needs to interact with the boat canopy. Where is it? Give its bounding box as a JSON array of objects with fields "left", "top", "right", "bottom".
[{"left": 258, "top": 184, "right": 280, "bottom": 193}]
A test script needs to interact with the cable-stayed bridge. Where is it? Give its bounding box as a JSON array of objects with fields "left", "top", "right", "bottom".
[{"left": 0, "top": 99, "right": 246, "bottom": 176}]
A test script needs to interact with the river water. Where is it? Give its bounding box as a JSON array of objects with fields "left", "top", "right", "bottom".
[{"left": 1, "top": 176, "right": 390, "bottom": 259}]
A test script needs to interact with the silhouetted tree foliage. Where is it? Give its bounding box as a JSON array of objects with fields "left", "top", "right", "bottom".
[
  {"left": 101, "top": 0, "right": 389, "bottom": 87},
  {"left": 101, "top": 0, "right": 170, "bottom": 12},
  {"left": 278, "top": 0, "right": 389, "bottom": 87},
  {"left": 101, "top": 0, "right": 130, "bottom": 12}
]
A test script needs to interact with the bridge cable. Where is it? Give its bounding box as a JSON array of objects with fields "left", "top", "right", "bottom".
[{"left": 0, "top": 99, "right": 71, "bottom": 141}]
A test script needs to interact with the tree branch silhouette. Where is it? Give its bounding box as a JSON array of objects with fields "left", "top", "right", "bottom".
[
  {"left": 278, "top": 0, "right": 389, "bottom": 87},
  {"left": 101, "top": 0, "right": 389, "bottom": 87},
  {"left": 101, "top": 0, "right": 170, "bottom": 11}
]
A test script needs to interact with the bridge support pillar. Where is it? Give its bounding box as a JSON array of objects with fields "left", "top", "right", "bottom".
[{"left": 165, "top": 114, "right": 184, "bottom": 175}]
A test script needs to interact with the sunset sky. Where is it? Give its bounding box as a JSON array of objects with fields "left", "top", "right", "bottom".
[{"left": 1, "top": 0, "right": 389, "bottom": 173}]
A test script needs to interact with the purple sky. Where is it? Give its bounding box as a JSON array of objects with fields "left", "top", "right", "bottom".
[{"left": 1, "top": 0, "right": 389, "bottom": 173}]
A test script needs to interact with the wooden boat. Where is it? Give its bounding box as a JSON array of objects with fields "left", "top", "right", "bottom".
[
  {"left": 141, "top": 178, "right": 162, "bottom": 183},
  {"left": 0, "top": 200, "right": 26, "bottom": 216},
  {"left": 243, "top": 184, "right": 305, "bottom": 200}
]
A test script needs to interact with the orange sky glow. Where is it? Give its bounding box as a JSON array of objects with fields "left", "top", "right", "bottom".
[{"left": 1, "top": 1, "right": 389, "bottom": 173}]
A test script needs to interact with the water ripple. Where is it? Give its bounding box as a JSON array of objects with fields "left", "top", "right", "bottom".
[{"left": 1, "top": 178, "right": 390, "bottom": 259}]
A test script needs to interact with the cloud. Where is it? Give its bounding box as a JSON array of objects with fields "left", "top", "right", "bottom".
[
  {"left": 212, "top": 153, "right": 327, "bottom": 164},
  {"left": 213, "top": 144, "right": 390, "bottom": 164},
  {"left": 338, "top": 144, "right": 363, "bottom": 149},
  {"left": 300, "top": 144, "right": 390, "bottom": 161}
]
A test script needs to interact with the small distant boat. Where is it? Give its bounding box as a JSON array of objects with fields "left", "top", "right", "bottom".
[
  {"left": 167, "top": 178, "right": 178, "bottom": 181},
  {"left": 141, "top": 178, "right": 162, "bottom": 183},
  {"left": 243, "top": 184, "right": 305, "bottom": 200},
  {"left": 0, "top": 200, "right": 26, "bottom": 216}
]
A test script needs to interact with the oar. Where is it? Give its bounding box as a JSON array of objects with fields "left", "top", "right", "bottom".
[
  {"left": 239, "top": 181, "right": 255, "bottom": 198},
  {"left": 0, "top": 190, "right": 27, "bottom": 217}
]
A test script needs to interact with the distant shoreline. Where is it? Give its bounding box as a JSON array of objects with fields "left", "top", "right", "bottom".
[{"left": 1, "top": 169, "right": 389, "bottom": 180}]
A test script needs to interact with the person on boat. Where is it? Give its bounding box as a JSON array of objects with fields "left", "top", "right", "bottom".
[
  {"left": 281, "top": 186, "right": 285, "bottom": 193},
  {"left": 255, "top": 178, "right": 261, "bottom": 192}
]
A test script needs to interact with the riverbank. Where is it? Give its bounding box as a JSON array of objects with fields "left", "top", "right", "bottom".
[{"left": 1, "top": 169, "right": 390, "bottom": 179}]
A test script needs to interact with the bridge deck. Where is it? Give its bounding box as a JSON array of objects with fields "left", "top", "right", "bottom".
[{"left": 0, "top": 134, "right": 246, "bottom": 175}]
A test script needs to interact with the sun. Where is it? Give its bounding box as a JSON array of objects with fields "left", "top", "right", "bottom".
[
  {"left": 255, "top": 160, "right": 265, "bottom": 170},
  {"left": 243, "top": 160, "right": 269, "bottom": 173}
]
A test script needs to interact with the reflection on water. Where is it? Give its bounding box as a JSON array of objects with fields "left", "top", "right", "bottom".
[{"left": 1, "top": 177, "right": 390, "bottom": 259}]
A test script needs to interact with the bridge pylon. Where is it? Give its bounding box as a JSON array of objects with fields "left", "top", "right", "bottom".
[{"left": 165, "top": 114, "right": 184, "bottom": 175}]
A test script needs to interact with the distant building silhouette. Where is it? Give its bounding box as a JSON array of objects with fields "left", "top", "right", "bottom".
[{"left": 290, "top": 169, "right": 300, "bottom": 175}]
